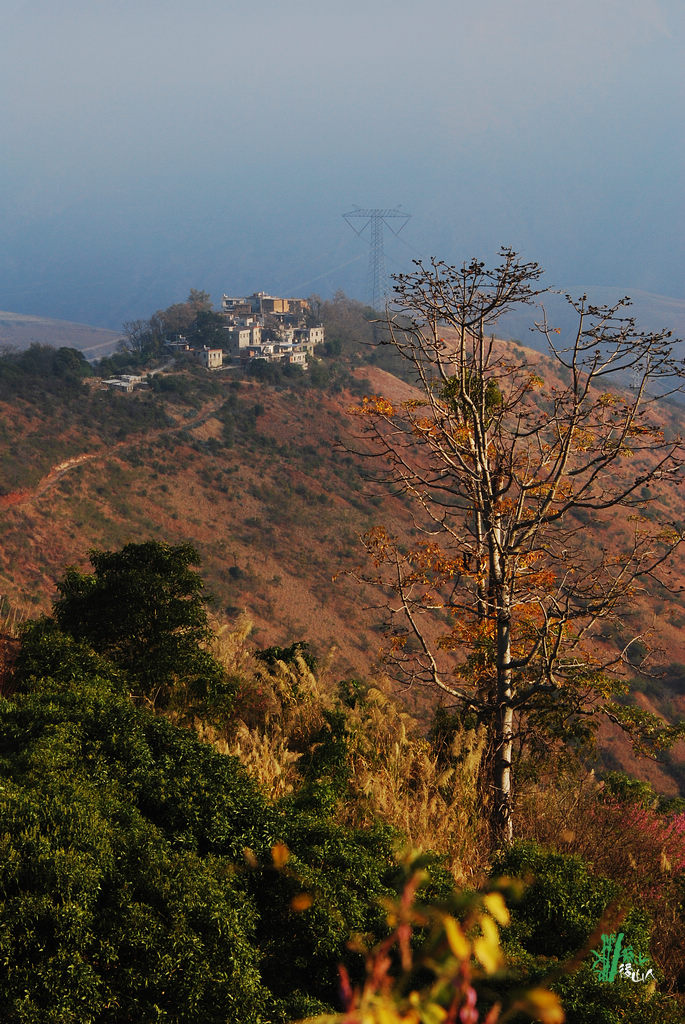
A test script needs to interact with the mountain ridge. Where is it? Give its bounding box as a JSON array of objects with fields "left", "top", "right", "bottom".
[{"left": 0, "top": 309, "right": 121, "bottom": 358}]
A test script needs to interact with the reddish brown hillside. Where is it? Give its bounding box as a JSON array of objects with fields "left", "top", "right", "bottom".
[
  {"left": 0, "top": 373, "right": 416, "bottom": 678},
  {"left": 0, "top": 350, "right": 683, "bottom": 791}
]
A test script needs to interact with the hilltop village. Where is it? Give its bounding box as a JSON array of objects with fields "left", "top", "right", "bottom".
[
  {"left": 168, "top": 291, "right": 324, "bottom": 369},
  {"left": 100, "top": 290, "right": 326, "bottom": 390}
]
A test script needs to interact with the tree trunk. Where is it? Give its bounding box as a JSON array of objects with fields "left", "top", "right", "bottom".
[
  {"left": 493, "top": 581, "right": 514, "bottom": 844},
  {"left": 493, "top": 676, "right": 514, "bottom": 844}
]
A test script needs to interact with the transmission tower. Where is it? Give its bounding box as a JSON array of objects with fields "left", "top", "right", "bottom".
[{"left": 343, "top": 206, "right": 411, "bottom": 310}]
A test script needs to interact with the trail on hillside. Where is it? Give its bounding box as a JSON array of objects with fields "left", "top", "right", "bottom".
[
  {"left": 0, "top": 453, "right": 111, "bottom": 511},
  {"left": 0, "top": 397, "right": 226, "bottom": 512}
]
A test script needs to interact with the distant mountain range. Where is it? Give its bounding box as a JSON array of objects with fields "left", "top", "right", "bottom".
[
  {"left": 0, "top": 310, "right": 121, "bottom": 359},
  {"left": 498, "top": 286, "right": 685, "bottom": 355}
]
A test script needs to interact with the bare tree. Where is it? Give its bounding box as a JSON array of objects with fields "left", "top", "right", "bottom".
[
  {"left": 351, "top": 249, "right": 685, "bottom": 844},
  {"left": 120, "top": 290, "right": 214, "bottom": 355},
  {"left": 120, "top": 317, "right": 163, "bottom": 356}
]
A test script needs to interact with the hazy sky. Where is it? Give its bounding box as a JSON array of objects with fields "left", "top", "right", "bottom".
[{"left": 2, "top": 0, "right": 683, "bottom": 328}]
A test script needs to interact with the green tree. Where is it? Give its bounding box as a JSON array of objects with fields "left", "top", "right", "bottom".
[
  {"left": 1, "top": 616, "right": 403, "bottom": 1022},
  {"left": 0, "top": 672, "right": 273, "bottom": 1023},
  {"left": 53, "top": 345, "right": 92, "bottom": 380},
  {"left": 157, "top": 289, "right": 214, "bottom": 339},
  {"left": 186, "top": 309, "right": 227, "bottom": 349},
  {"left": 53, "top": 541, "right": 225, "bottom": 708}
]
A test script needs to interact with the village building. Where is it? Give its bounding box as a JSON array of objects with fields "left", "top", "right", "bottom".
[
  {"left": 102, "top": 374, "right": 146, "bottom": 392},
  {"left": 220, "top": 290, "right": 324, "bottom": 365},
  {"left": 160, "top": 290, "right": 325, "bottom": 369},
  {"left": 225, "top": 324, "right": 262, "bottom": 355},
  {"left": 194, "top": 347, "right": 223, "bottom": 369},
  {"left": 221, "top": 293, "right": 310, "bottom": 320},
  {"left": 294, "top": 326, "right": 325, "bottom": 353}
]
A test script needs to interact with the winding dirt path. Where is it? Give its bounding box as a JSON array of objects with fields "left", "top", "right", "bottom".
[
  {"left": 0, "top": 394, "right": 228, "bottom": 512},
  {"left": 0, "top": 453, "right": 110, "bottom": 511}
]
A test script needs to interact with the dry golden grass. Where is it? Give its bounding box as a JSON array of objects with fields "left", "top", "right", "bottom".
[
  {"left": 203, "top": 615, "right": 332, "bottom": 798},
  {"left": 0, "top": 599, "right": 31, "bottom": 636},
  {"left": 341, "top": 685, "right": 490, "bottom": 883},
  {"left": 203, "top": 617, "right": 489, "bottom": 882}
]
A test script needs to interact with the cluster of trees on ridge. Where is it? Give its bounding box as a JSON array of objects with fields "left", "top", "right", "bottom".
[
  {"left": 1, "top": 539, "right": 685, "bottom": 1022},
  {"left": 0, "top": 344, "right": 92, "bottom": 397},
  {"left": 120, "top": 288, "right": 221, "bottom": 356}
]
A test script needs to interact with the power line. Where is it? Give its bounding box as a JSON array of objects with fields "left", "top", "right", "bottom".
[{"left": 281, "top": 253, "right": 365, "bottom": 296}]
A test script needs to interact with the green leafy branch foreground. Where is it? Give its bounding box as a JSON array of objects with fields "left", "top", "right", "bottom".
[{"left": 1, "top": 542, "right": 684, "bottom": 1023}]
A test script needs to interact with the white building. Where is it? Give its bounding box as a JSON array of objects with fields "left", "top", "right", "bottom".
[
  {"left": 196, "top": 347, "right": 223, "bottom": 369},
  {"left": 294, "top": 326, "right": 325, "bottom": 353},
  {"left": 226, "top": 325, "right": 262, "bottom": 354}
]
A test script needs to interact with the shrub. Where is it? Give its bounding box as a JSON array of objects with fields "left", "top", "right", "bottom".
[
  {"left": 304, "top": 852, "right": 565, "bottom": 1024},
  {"left": 250, "top": 811, "right": 397, "bottom": 1015},
  {"left": 2, "top": 617, "right": 432, "bottom": 1021},
  {"left": 0, "top": 682, "right": 273, "bottom": 1023},
  {"left": 255, "top": 640, "right": 318, "bottom": 673},
  {"left": 492, "top": 841, "right": 683, "bottom": 1024},
  {"left": 52, "top": 541, "right": 230, "bottom": 712},
  {"left": 492, "top": 841, "right": 630, "bottom": 959}
]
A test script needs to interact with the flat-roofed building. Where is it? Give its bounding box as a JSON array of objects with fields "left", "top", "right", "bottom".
[
  {"left": 294, "top": 326, "right": 325, "bottom": 353},
  {"left": 195, "top": 347, "right": 223, "bottom": 369},
  {"left": 221, "top": 296, "right": 253, "bottom": 317},
  {"left": 226, "top": 325, "right": 262, "bottom": 355}
]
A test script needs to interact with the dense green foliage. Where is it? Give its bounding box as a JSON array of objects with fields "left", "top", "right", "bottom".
[
  {"left": 52, "top": 541, "right": 228, "bottom": 710},
  {"left": 0, "top": 576, "right": 400, "bottom": 1022},
  {"left": 1, "top": 541, "right": 684, "bottom": 1021},
  {"left": 493, "top": 842, "right": 638, "bottom": 958},
  {"left": 0, "top": 345, "right": 93, "bottom": 404},
  {"left": 185, "top": 309, "right": 227, "bottom": 349},
  {"left": 0, "top": 681, "right": 272, "bottom": 1023},
  {"left": 252, "top": 812, "right": 397, "bottom": 1014},
  {"left": 493, "top": 842, "right": 682, "bottom": 1024}
]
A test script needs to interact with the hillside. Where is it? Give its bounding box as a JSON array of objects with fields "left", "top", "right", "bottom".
[
  {"left": 0, "top": 305, "right": 683, "bottom": 794},
  {"left": 0, "top": 363, "right": 415, "bottom": 677},
  {"left": 6, "top": 587, "right": 684, "bottom": 1022}
]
